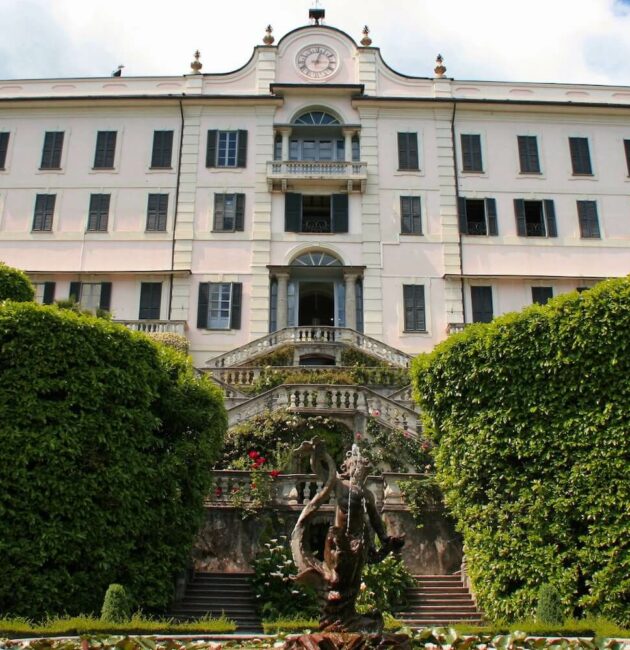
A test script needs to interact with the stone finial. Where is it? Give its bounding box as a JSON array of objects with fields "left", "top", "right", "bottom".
[
  {"left": 263, "top": 24, "right": 275, "bottom": 45},
  {"left": 434, "top": 54, "right": 447, "bottom": 78},
  {"left": 190, "top": 50, "right": 202, "bottom": 74},
  {"left": 360, "top": 25, "right": 372, "bottom": 46}
]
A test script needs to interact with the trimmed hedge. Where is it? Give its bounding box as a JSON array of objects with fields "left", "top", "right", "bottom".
[
  {"left": 412, "top": 279, "right": 630, "bottom": 625},
  {"left": 0, "top": 262, "right": 35, "bottom": 302},
  {"left": 0, "top": 302, "right": 227, "bottom": 617}
]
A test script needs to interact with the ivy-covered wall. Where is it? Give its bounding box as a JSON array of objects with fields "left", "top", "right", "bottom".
[{"left": 412, "top": 278, "right": 630, "bottom": 624}]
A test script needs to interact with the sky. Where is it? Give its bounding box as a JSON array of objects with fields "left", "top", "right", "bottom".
[{"left": 1, "top": 0, "right": 630, "bottom": 85}]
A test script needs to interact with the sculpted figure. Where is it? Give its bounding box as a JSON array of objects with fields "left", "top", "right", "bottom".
[{"left": 291, "top": 438, "right": 405, "bottom": 633}]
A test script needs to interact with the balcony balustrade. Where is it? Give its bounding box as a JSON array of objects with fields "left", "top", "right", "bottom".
[
  {"left": 115, "top": 319, "right": 186, "bottom": 334},
  {"left": 267, "top": 160, "right": 367, "bottom": 192}
]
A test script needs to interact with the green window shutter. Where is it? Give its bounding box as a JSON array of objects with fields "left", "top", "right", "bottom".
[
  {"left": 577, "top": 200, "right": 600, "bottom": 238},
  {"left": 139, "top": 282, "right": 162, "bottom": 319},
  {"left": 461, "top": 134, "right": 482, "bottom": 172},
  {"left": 237, "top": 130, "right": 248, "bottom": 167},
  {"left": 624, "top": 140, "right": 630, "bottom": 176},
  {"left": 230, "top": 283, "right": 242, "bottom": 329},
  {"left": 206, "top": 130, "right": 218, "bottom": 167},
  {"left": 43, "top": 282, "right": 56, "bottom": 305},
  {"left": 471, "top": 286, "right": 493, "bottom": 323},
  {"left": 543, "top": 200, "right": 557, "bottom": 237},
  {"left": 569, "top": 137, "right": 592, "bottom": 175},
  {"left": 151, "top": 131, "right": 173, "bottom": 168},
  {"left": 458, "top": 197, "right": 468, "bottom": 234},
  {"left": 33, "top": 194, "right": 55, "bottom": 231},
  {"left": 213, "top": 193, "right": 225, "bottom": 231},
  {"left": 485, "top": 198, "right": 498, "bottom": 236},
  {"left": 398, "top": 132, "right": 419, "bottom": 170},
  {"left": 41, "top": 131, "right": 64, "bottom": 169},
  {"left": 532, "top": 286, "right": 553, "bottom": 305},
  {"left": 403, "top": 285, "right": 425, "bottom": 331},
  {"left": 99, "top": 282, "right": 112, "bottom": 311},
  {"left": 518, "top": 135, "right": 540, "bottom": 173},
  {"left": 69, "top": 282, "right": 81, "bottom": 302},
  {"left": 0, "top": 132, "right": 10, "bottom": 169},
  {"left": 332, "top": 193, "right": 349, "bottom": 233},
  {"left": 235, "top": 193, "right": 245, "bottom": 231},
  {"left": 197, "top": 283, "right": 210, "bottom": 328},
  {"left": 285, "top": 193, "right": 302, "bottom": 232},
  {"left": 514, "top": 199, "right": 527, "bottom": 236},
  {"left": 94, "top": 131, "right": 117, "bottom": 168}
]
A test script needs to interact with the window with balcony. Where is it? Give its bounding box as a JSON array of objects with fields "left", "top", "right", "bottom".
[
  {"left": 532, "top": 286, "right": 553, "bottom": 305},
  {"left": 0, "top": 132, "right": 9, "bottom": 169},
  {"left": 93, "top": 131, "right": 117, "bottom": 169},
  {"left": 206, "top": 130, "right": 248, "bottom": 168},
  {"left": 69, "top": 281, "right": 112, "bottom": 312},
  {"left": 197, "top": 282, "right": 242, "bottom": 329},
  {"left": 139, "top": 282, "right": 162, "bottom": 319},
  {"left": 284, "top": 193, "right": 348, "bottom": 233},
  {"left": 471, "top": 286, "right": 493, "bottom": 323},
  {"left": 32, "top": 194, "right": 56, "bottom": 232},
  {"left": 514, "top": 199, "right": 557, "bottom": 237},
  {"left": 40, "top": 131, "right": 64, "bottom": 170},
  {"left": 458, "top": 197, "right": 498, "bottom": 236},
  {"left": 213, "top": 193, "right": 245, "bottom": 232}
]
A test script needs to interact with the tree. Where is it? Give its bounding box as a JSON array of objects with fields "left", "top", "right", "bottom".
[{"left": 0, "top": 261, "right": 35, "bottom": 302}]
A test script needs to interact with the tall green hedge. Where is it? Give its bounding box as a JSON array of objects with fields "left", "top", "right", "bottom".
[
  {"left": 0, "top": 261, "right": 35, "bottom": 302},
  {"left": 0, "top": 302, "right": 227, "bottom": 617},
  {"left": 411, "top": 279, "right": 630, "bottom": 625}
]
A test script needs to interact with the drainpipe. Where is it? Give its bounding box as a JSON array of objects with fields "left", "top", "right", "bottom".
[
  {"left": 168, "top": 99, "right": 185, "bottom": 320},
  {"left": 450, "top": 100, "right": 466, "bottom": 324}
]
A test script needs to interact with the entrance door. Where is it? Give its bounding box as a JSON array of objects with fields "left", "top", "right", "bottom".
[{"left": 298, "top": 281, "right": 335, "bottom": 326}]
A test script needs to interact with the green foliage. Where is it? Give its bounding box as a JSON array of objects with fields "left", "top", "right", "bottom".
[
  {"left": 0, "top": 302, "right": 227, "bottom": 617},
  {"left": 357, "top": 553, "right": 415, "bottom": 614},
  {"left": 144, "top": 332, "right": 190, "bottom": 355},
  {"left": 340, "top": 347, "right": 387, "bottom": 367},
  {"left": 100, "top": 585, "right": 131, "bottom": 623},
  {"left": 0, "top": 262, "right": 35, "bottom": 302},
  {"left": 411, "top": 278, "right": 630, "bottom": 625},
  {"left": 54, "top": 297, "right": 111, "bottom": 319},
  {"left": 452, "top": 617, "right": 630, "bottom": 638},
  {"left": 251, "top": 536, "right": 318, "bottom": 620},
  {"left": 220, "top": 409, "right": 353, "bottom": 469},
  {"left": 262, "top": 615, "right": 403, "bottom": 634},
  {"left": 0, "top": 613, "right": 236, "bottom": 638},
  {"left": 399, "top": 476, "right": 444, "bottom": 529},
  {"left": 537, "top": 584, "right": 565, "bottom": 625},
  {"left": 244, "top": 344, "right": 294, "bottom": 367}
]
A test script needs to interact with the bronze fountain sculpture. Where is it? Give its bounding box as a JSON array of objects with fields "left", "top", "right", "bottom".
[{"left": 290, "top": 438, "right": 406, "bottom": 637}]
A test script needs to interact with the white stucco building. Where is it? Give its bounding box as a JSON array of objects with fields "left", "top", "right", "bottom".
[{"left": 1, "top": 16, "right": 629, "bottom": 368}]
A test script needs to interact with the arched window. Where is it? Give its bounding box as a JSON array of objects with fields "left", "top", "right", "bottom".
[
  {"left": 291, "top": 251, "right": 342, "bottom": 267},
  {"left": 293, "top": 111, "right": 340, "bottom": 126}
]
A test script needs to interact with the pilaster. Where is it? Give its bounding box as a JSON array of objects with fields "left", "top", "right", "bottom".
[{"left": 256, "top": 47, "right": 278, "bottom": 94}]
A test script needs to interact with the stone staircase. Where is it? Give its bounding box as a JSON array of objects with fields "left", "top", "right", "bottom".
[
  {"left": 170, "top": 572, "right": 262, "bottom": 633},
  {"left": 396, "top": 575, "right": 483, "bottom": 628}
]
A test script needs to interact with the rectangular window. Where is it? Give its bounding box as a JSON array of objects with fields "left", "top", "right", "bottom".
[
  {"left": 0, "top": 132, "right": 9, "bottom": 169},
  {"left": 397, "top": 132, "right": 419, "bottom": 170},
  {"left": 213, "top": 193, "right": 245, "bottom": 232},
  {"left": 471, "top": 286, "right": 493, "bottom": 323},
  {"left": 458, "top": 197, "right": 498, "bottom": 236},
  {"left": 514, "top": 199, "right": 557, "bottom": 238},
  {"left": 32, "top": 194, "right": 56, "bottom": 232},
  {"left": 403, "top": 285, "right": 426, "bottom": 332},
  {"left": 460, "top": 134, "right": 483, "bottom": 172},
  {"left": 197, "top": 282, "right": 242, "bottom": 330},
  {"left": 517, "top": 135, "right": 540, "bottom": 173},
  {"left": 40, "top": 131, "right": 64, "bottom": 169},
  {"left": 532, "top": 286, "right": 553, "bottom": 305},
  {"left": 624, "top": 139, "right": 630, "bottom": 176},
  {"left": 577, "top": 200, "right": 601, "bottom": 238},
  {"left": 150, "top": 130, "right": 174, "bottom": 168},
  {"left": 400, "top": 196, "right": 422, "bottom": 235},
  {"left": 284, "top": 193, "right": 348, "bottom": 233},
  {"left": 87, "top": 193, "right": 110, "bottom": 232},
  {"left": 206, "top": 130, "right": 248, "bottom": 168},
  {"left": 146, "top": 193, "right": 168, "bottom": 232},
  {"left": 34, "top": 282, "right": 56, "bottom": 305},
  {"left": 139, "top": 282, "right": 162, "bottom": 319},
  {"left": 93, "top": 131, "right": 117, "bottom": 169},
  {"left": 569, "top": 137, "right": 592, "bottom": 175},
  {"left": 69, "top": 281, "right": 111, "bottom": 312}
]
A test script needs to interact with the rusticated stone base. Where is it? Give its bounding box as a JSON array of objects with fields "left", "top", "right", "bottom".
[{"left": 283, "top": 633, "right": 412, "bottom": 650}]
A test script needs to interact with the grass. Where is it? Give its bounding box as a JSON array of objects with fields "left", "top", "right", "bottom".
[
  {"left": 0, "top": 613, "right": 236, "bottom": 638},
  {"left": 451, "top": 617, "right": 630, "bottom": 638}
]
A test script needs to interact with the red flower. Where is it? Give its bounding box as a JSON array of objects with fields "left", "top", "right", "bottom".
[
  {"left": 370, "top": 409, "right": 381, "bottom": 417},
  {"left": 214, "top": 487, "right": 223, "bottom": 497},
  {"left": 270, "top": 470, "right": 281, "bottom": 478},
  {"left": 258, "top": 457, "right": 267, "bottom": 465},
  {"left": 355, "top": 432, "right": 362, "bottom": 440},
  {"left": 248, "top": 450, "right": 260, "bottom": 459},
  {"left": 251, "top": 482, "right": 257, "bottom": 489}
]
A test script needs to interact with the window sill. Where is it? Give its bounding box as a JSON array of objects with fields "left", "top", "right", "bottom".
[
  {"left": 396, "top": 168, "right": 421, "bottom": 173},
  {"left": 400, "top": 232, "right": 424, "bottom": 237},
  {"left": 460, "top": 170, "right": 486, "bottom": 176},
  {"left": 402, "top": 329, "right": 430, "bottom": 336},
  {"left": 90, "top": 167, "right": 117, "bottom": 173},
  {"left": 145, "top": 229, "right": 169, "bottom": 234},
  {"left": 31, "top": 230, "right": 53, "bottom": 234},
  {"left": 569, "top": 173, "right": 596, "bottom": 179},
  {"left": 85, "top": 230, "right": 109, "bottom": 234},
  {"left": 518, "top": 171, "right": 543, "bottom": 176},
  {"left": 37, "top": 168, "right": 64, "bottom": 173},
  {"left": 147, "top": 167, "right": 174, "bottom": 172}
]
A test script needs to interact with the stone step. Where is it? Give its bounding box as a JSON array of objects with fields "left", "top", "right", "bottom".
[
  {"left": 406, "top": 597, "right": 474, "bottom": 605},
  {"left": 408, "top": 587, "right": 469, "bottom": 593},
  {"left": 175, "top": 603, "right": 257, "bottom": 613},
  {"left": 182, "top": 591, "right": 255, "bottom": 599}
]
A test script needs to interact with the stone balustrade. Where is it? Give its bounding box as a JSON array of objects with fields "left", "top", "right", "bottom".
[
  {"left": 115, "top": 319, "right": 186, "bottom": 334},
  {"left": 209, "top": 470, "right": 427, "bottom": 509},
  {"left": 266, "top": 160, "right": 368, "bottom": 193},
  {"left": 226, "top": 383, "right": 421, "bottom": 437},
  {"left": 209, "top": 326, "right": 411, "bottom": 369}
]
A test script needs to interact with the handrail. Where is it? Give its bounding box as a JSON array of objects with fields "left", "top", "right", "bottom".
[
  {"left": 207, "top": 326, "right": 411, "bottom": 370},
  {"left": 115, "top": 319, "right": 186, "bottom": 334},
  {"left": 267, "top": 160, "right": 367, "bottom": 177}
]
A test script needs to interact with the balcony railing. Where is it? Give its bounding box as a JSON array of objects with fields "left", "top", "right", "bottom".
[
  {"left": 115, "top": 320, "right": 186, "bottom": 334},
  {"left": 267, "top": 160, "right": 367, "bottom": 192}
]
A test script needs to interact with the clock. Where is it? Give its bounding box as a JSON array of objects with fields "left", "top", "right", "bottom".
[{"left": 296, "top": 45, "right": 338, "bottom": 80}]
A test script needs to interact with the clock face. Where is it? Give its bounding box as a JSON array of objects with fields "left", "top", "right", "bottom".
[{"left": 296, "top": 45, "right": 338, "bottom": 80}]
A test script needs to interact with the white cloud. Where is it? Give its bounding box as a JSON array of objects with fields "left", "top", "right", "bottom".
[{"left": 1, "top": 0, "right": 630, "bottom": 85}]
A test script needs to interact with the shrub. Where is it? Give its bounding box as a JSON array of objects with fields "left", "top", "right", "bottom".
[
  {"left": 412, "top": 278, "right": 630, "bottom": 624},
  {"left": 145, "top": 332, "right": 190, "bottom": 355},
  {"left": 0, "top": 302, "right": 227, "bottom": 617},
  {"left": 536, "top": 584, "right": 564, "bottom": 625},
  {"left": 243, "top": 344, "right": 294, "bottom": 367},
  {"left": 357, "top": 553, "right": 414, "bottom": 614},
  {"left": 100, "top": 584, "right": 131, "bottom": 623},
  {"left": 0, "top": 262, "right": 35, "bottom": 302}
]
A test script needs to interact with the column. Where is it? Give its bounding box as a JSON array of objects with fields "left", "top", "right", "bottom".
[
  {"left": 344, "top": 272, "right": 358, "bottom": 330},
  {"left": 278, "top": 127, "right": 292, "bottom": 161},
  {"left": 276, "top": 272, "right": 290, "bottom": 330},
  {"left": 342, "top": 127, "right": 355, "bottom": 163}
]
